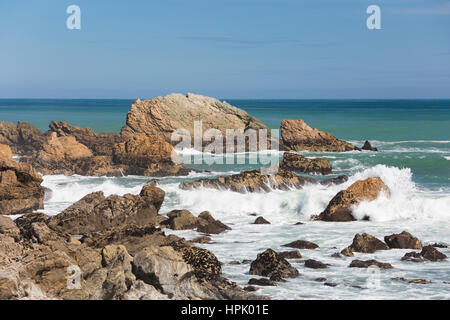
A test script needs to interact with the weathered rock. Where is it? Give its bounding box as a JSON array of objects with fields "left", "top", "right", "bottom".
[
  {"left": 113, "top": 133, "right": 191, "bottom": 177},
  {"left": 48, "top": 185, "right": 166, "bottom": 235},
  {"left": 278, "top": 250, "right": 302, "bottom": 259},
  {"left": 0, "top": 122, "right": 47, "bottom": 156},
  {"left": 282, "top": 240, "right": 319, "bottom": 250},
  {"left": 349, "top": 260, "right": 393, "bottom": 269},
  {"left": 121, "top": 93, "right": 270, "bottom": 150},
  {"left": 280, "top": 152, "right": 332, "bottom": 175},
  {"left": 0, "top": 144, "right": 13, "bottom": 159},
  {"left": 161, "top": 210, "right": 231, "bottom": 235},
  {"left": 280, "top": 119, "right": 359, "bottom": 152},
  {"left": 314, "top": 177, "right": 389, "bottom": 222},
  {"left": 253, "top": 217, "right": 271, "bottom": 225},
  {"left": 340, "top": 247, "right": 354, "bottom": 257},
  {"left": 248, "top": 278, "right": 276, "bottom": 286},
  {"left": 319, "top": 175, "right": 349, "bottom": 186},
  {"left": 180, "top": 169, "right": 316, "bottom": 193},
  {"left": 419, "top": 245, "right": 447, "bottom": 262},
  {"left": 0, "top": 150, "right": 45, "bottom": 215},
  {"left": 361, "top": 141, "right": 378, "bottom": 151},
  {"left": 304, "top": 259, "right": 328, "bottom": 269},
  {"left": 384, "top": 231, "right": 422, "bottom": 249},
  {"left": 344, "top": 233, "right": 389, "bottom": 254},
  {"left": 0, "top": 216, "right": 21, "bottom": 241},
  {"left": 190, "top": 236, "right": 212, "bottom": 244},
  {"left": 401, "top": 252, "right": 425, "bottom": 263},
  {"left": 249, "top": 249, "right": 299, "bottom": 279}
]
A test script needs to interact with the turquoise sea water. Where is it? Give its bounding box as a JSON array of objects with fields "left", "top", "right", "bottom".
[{"left": 2, "top": 98, "right": 450, "bottom": 299}]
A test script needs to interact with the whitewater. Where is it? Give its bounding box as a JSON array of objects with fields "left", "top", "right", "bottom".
[{"left": 40, "top": 145, "right": 450, "bottom": 300}]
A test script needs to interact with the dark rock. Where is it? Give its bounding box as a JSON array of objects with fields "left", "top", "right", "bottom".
[
  {"left": 248, "top": 278, "right": 277, "bottom": 287},
  {"left": 253, "top": 217, "right": 271, "bottom": 225},
  {"left": 279, "top": 152, "right": 332, "bottom": 175},
  {"left": 344, "top": 233, "right": 390, "bottom": 254},
  {"left": 324, "top": 282, "right": 338, "bottom": 287},
  {"left": 401, "top": 251, "right": 425, "bottom": 263},
  {"left": 361, "top": 141, "right": 378, "bottom": 152},
  {"left": 384, "top": 231, "right": 422, "bottom": 249},
  {"left": 420, "top": 245, "right": 447, "bottom": 261},
  {"left": 249, "top": 249, "right": 299, "bottom": 279},
  {"left": 191, "top": 236, "right": 212, "bottom": 244},
  {"left": 197, "top": 211, "right": 231, "bottom": 235},
  {"left": 349, "top": 260, "right": 393, "bottom": 269},
  {"left": 305, "top": 259, "right": 328, "bottom": 269},
  {"left": 244, "top": 286, "right": 259, "bottom": 292},
  {"left": 320, "top": 175, "right": 349, "bottom": 186},
  {"left": 282, "top": 240, "right": 319, "bottom": 250},
  {"left": 278, "top": 250, "right": 302, "bottom": 259},
  {"left": 315, "top": 278, "right": 327, "bottom": 282}
]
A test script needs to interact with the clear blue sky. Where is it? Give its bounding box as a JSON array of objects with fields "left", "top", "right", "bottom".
[{"left": 0, "top": 0, "right": 449, "bottom": 99}]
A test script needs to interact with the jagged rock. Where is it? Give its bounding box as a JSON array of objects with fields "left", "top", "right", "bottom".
[
  {"left": 280, "top": 119, "right": 359, "bottom": 152},
  {"left": 253, "top": 217, "right": 271, "bottom": 225},
  {"left": 280, "top": 152, "right": 332, "bottom": 175},
  {"left": 349, "top": 260, "right": 393, "bottom": 269},
  {"left": 282, "top": 240, "right": 319, "bottom": 250},
  {"left": 343, "top": 233, "right": 389, "bottom": 254},
  {"left": 161, "top": 210, "right": 231, "bottom": 235},
  {"left": 314, "top": 177, "right": 389, "bottom": 222},
  {"left": 0, "top": 122, "right": 47, "bottom": 156},
  {"left": 249, "top": 249, "right": 299, "bottom": 279},
  {"left": 402, "top": 245, "right": 447, "bottom": 262},
  {"left": 278, "top": 250, "right": 302, "bottom": 259},
  {"left": 0, "top": 216, "right": 21, "bottom": 241},
  {"left": 304, "top": 259, "right": 328, "bottom": 269},
  {"left": 120, "top": 93, "right": 270, "bottom": 150},
  {"left": 48, "top": 185, "right": 166, "bottom": 235},
  {"left": 248, "top": 278, "right": 276, "bottom": 286},
  {"left": 0, "top": 149, "right": 45, "bottom": 215},
  {"left": 112, "top": 133, "right": 191, "bottom": 176},
  {"left": 361, "top": 141, "right": 378, "bottom": 151},
  {"left": 384, "top": 231, "right": 422, "bottom": 249}
]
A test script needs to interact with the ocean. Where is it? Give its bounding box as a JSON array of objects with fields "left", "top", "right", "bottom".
[{"left": 1, "top": 98, "right": 450, "bottom": 299}]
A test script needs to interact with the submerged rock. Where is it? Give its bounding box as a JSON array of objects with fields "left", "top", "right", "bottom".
[
  {"left": 280, "top": 119, "right": 359, "bottom": 152},
  {"left": 279, "top": 152, "right": 332, "bottom": 175},
  {"left": 384, "top": 231, "right": 422, "bottom": 249},
  {"left": 0, "top": 147, "right": 45, "bottom": 215},
  {"left": 314, "top": 177, "right": 389, "bottom": 222},
  {"left": 349, "top": 260, "right": 393, "bottom": 269},
  {"left": 282, "top": 240, "right": 319, "bottom": 250},
  {"left": 249, "top": 249, "right": 299, "bottom": 280},
  {"left": 248, "top": 278, "right": 276, "bottom": 287}
]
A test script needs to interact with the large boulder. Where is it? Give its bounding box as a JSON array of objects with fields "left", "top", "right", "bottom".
[
  {"left": 0, "top": 149, "right": 45, "bottom": 215},
  {"left": 280, "top": 119, "right": 359, "bottom": 152},
  {"left": 384, "top": 231, "right": 422, "bottom": 249},
  {"left": 121, "top": 93, "right": 269, "bottom": 150},
  {"left": 314, "top": 177, "right": 389, "bottom": 222},
  {"left": 48, "top": 184, "right": 166, "bottom": 235},
  {"left": 161, "top": 210, "right": 231, "bottom": 235},
  {"left": 249, "top": 249, "right": 299, "bottom": 280},
  {"left": 279, "top": 152, "right": 332, "bottom": 175}
]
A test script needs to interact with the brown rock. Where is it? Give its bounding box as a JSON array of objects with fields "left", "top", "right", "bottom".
[
  {"left": 249, "top": 249, "right": 299, "bottom": 280},
  {"left": 282, "top": 240, "right": 319, "bottom": 250},
  {"left": 0, "top": 122, "right": 46, "bottom": 156},
  {"left": 315, "top": 177, "right": 389, "bottom": 222},
  {"left": 0, "top": 153, "right": 45, "bottom": 215},
  {"left": 401, "top": 251, "right": 425, "bottom": 263},
  {"left": 419, "top": 245, "right": 447, "bottom": 261},
  {"left": 305, "top": 259, "right": 328, "bottom": 269},
  {"left": 248, "top": 278, "right": 276, "bottom": 286},
  {"left": 280, "top": 119, "right": 358, "bottom": 152},
  {"left": 0, "top": 144, "right": 13, "bottom": 159},
  {"left": 253, "top": 216, "right": 271, "bottom": 225},
  {"left": 191, "top": 236, "right": 212, "bottom": 244},
  {"left": 349, "top": 260, "right": 393, "bottom": 269},
  {"left": 279, "top": 152, "right": 332, "bottom": 175},
  {"left": 344, "top": 233, "right": 389, "bottom": 254},
  {"left": 278, "top": 250, "right": 302, "bottom": 259},
  {"left": 196, "top": 211, "right": 231, "bottom": 235},
  {"left": 0, "top": 216, "right": 20, "bottom": 241},
  {"left": 161, "top": 210, "right": 231, "bottom": 235},
  {"left": 384, "top": 231, "right": 422, "bottom": 249}
]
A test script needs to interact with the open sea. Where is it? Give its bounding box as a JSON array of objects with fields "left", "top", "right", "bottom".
[{"left": 1, "top": 98, "right": 449, "bottom": 299}]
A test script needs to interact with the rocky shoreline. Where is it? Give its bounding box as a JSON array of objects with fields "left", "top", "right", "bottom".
[{"left": 1, "top": 93, "right": 446, "bottom": 300}]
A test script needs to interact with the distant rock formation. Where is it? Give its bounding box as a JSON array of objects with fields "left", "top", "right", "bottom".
[
  {"left": 313, "top": 177, "right": 389, "bottom": 221},
  {"left": 280, "top": 119, "right": 359, "bottom": 152},
  {"left": 0, "top": 122, "right": 47, "bottom": 156},
  {"left": 0, "top": 144, "right": 45, "bottom": 215},
  {"left": 361, "top": 140, "right": 378, "bottom": 151},
  {"left": 121, "top": 93, "right": 273, "bottom": 151},
  {"left": 279, "top": 152, "right": 332, "bottom": 175}
]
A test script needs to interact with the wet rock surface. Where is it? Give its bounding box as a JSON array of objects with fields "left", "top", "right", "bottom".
[
  {"left": 384, "top": 231, "right": 422, "bottom": 249},
  {"left": 279, "top": 152, "right": 332, "bottom": 175},
  {"left": 282, "top": 240, "right": 319, "bottom": 250},
  {"left": 249, "top": 249, "right": 299, "bottom": 280}
]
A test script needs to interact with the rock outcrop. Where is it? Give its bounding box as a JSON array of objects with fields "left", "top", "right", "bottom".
[
  {"left": 349, "top": 260, "right": 393, "bottom": 269},
  {"left": 384, "top": 231, "right": 422, "bottom": 249},
  {"left": 121, "top": 93, "right": 270, "bottom": 150},
  {"left": 279, "top": 152, "right": 332, "bottom": 175},
  {"left": 361, "top": 141, "right": 378, "bottom": 151},
  {"left": 48, "top": 184, "right": 166, "bottom": 235},
  {"left": 314, "top": 177, "right": 389, "bottom": 222},
  {"left": 249, "top": 249, "right": 299, "bottom": 280},
  {"left": 280, "top": 119, "right": 359, "bottom": 152},
  {"left": 343, "top": 233, "right": 390, "bottom": 254},
  {"left": 0, "top": 122, "right": 47, "bottom": 156},
  {"left": 0, "top": 146, "right": 46, "bottom": 215},
  {"left": 161, "top": 210, "right": 231, "bottom": 235},
  {"left": 402, "top": 245, "right": 447, "bottom": 262},
  {"left": 180, "top": 169, "right": 347, "bottom": 194}
]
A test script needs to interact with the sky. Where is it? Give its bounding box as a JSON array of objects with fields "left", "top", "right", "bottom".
[{"left": 0, "top": 0, "right": 449, "bottom": 99}]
